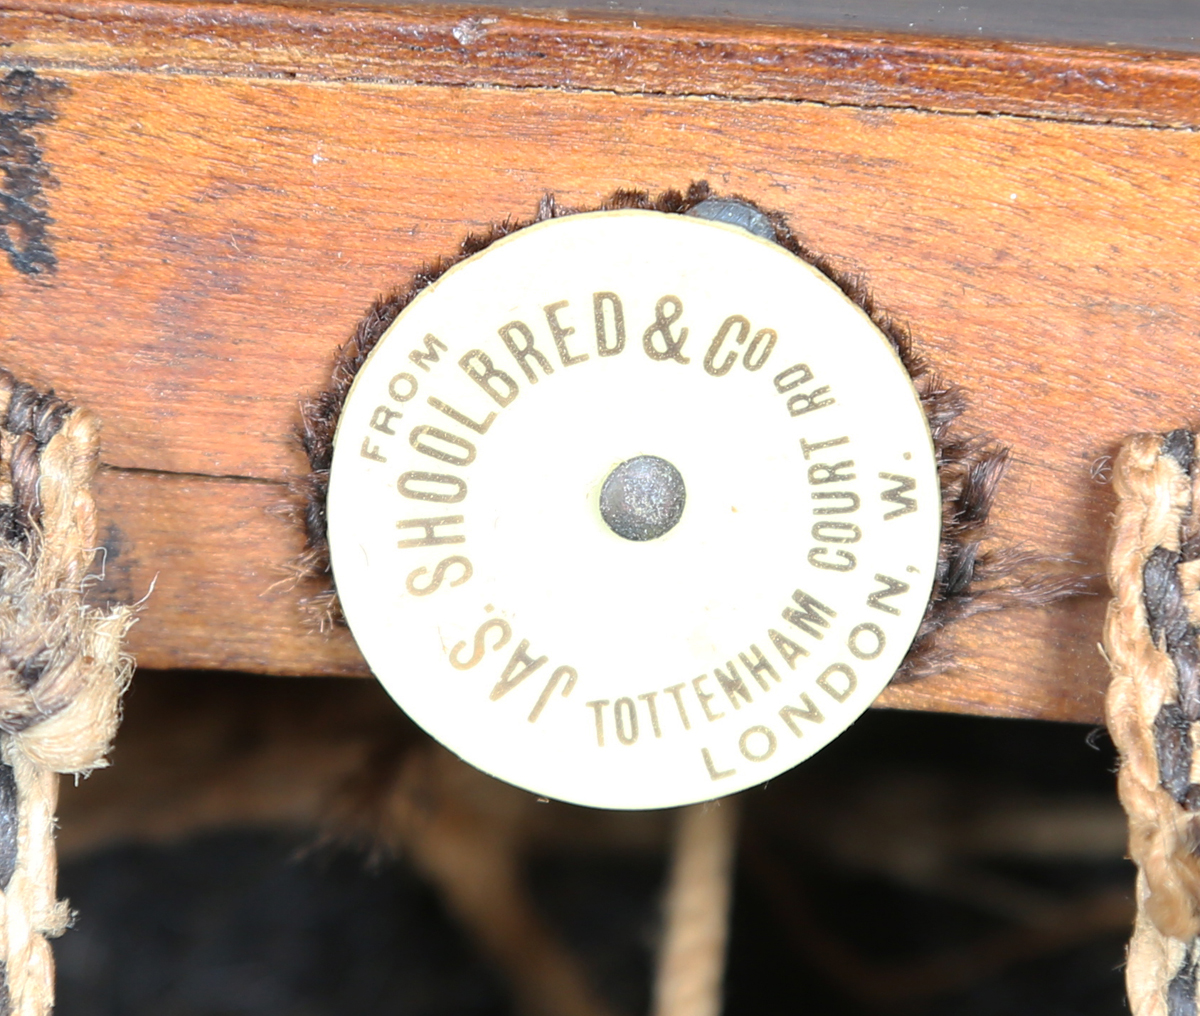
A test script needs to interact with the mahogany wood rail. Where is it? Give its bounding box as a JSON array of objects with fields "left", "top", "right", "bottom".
[{"left": 3, "top": 0, "right": 1199, "bottom": 723}]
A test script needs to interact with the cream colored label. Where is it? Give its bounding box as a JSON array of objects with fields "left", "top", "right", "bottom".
[{"left": 327, "top": 210, "right": 940, "bottom": 810}]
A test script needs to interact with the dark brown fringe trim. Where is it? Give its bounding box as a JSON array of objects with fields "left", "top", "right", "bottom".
[{"left": 293, "top": 181, "right": 1087, "bottom": 684}]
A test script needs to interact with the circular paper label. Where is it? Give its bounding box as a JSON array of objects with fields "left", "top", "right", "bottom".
[{"left": 327, "top": 210, "right": 940, "bottom": 810}]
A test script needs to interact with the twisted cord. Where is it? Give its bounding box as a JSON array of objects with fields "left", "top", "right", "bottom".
[
  {"left": 0, "top": 370, "right": 134, "bottom": 1015},
  {"left": 1107, "top": 430, "right": 1200, "bottom": 1015},
  {"left": 652, "top": 801, "right": 738, "bottom": 1016}
]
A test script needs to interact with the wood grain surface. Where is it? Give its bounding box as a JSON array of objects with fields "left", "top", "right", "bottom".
[
  {"left": 6, "top": 0, "right": 1200, "bottom": 128},
  {"left": 4, "top": 0, "right": 1196, "bottom": 722}
]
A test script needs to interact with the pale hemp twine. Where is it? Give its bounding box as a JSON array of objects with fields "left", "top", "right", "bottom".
[
  {"left": 1107, "top": 429, "right": 1200, "bottom": 1015},
  {"left": 0, "top": 370, "right": 133, "bottom": 1015},
  {"left": 651, "top": 801, "right": 738, "bottom": 1016}
]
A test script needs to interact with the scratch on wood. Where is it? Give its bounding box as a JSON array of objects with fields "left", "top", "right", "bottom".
[{"left": 0, "top": 70, "right": 65, "bottom": 278}]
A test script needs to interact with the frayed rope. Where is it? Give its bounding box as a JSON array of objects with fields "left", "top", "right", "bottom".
[
  {"left": 1106, "top": 430, "right": 1200, "bottom": 1016},
  {"left": 0, "top": 370, "right": 134, "bottom": 1016}
]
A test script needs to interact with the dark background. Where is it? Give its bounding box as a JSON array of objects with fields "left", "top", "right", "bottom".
[
  {"left": 337, "top": 0, "right": 1200, "bottom": 52},
  {"left": 51, "top": 673, "right": 1132, "bottom": 1016}
]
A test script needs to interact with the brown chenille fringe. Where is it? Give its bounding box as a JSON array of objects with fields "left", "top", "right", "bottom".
[
  {"left": 0, "top": 371, "right": 134, "bottom": 1016},
  {"left": 293, "top": 181, "right": 1086, "bottom": 682},
  {"left": 1105, "top": 430, "right": 1200, "bottom": 1016}
]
